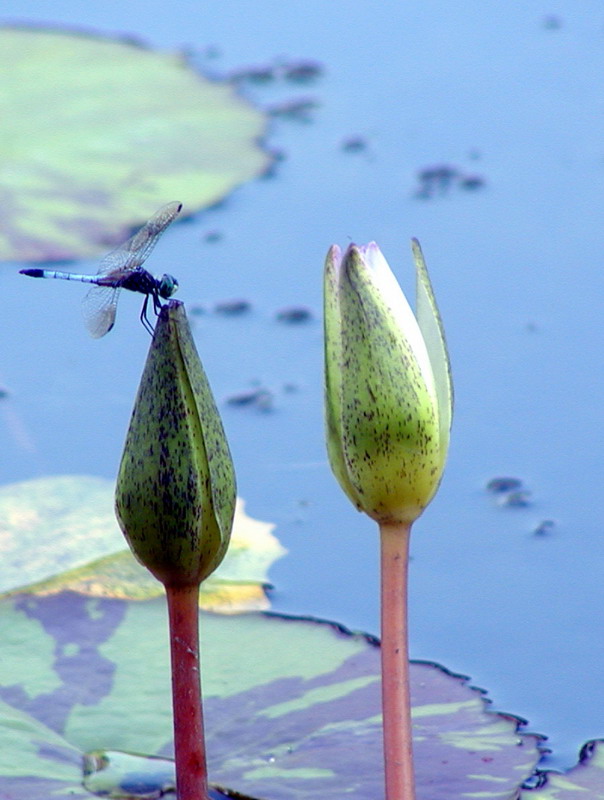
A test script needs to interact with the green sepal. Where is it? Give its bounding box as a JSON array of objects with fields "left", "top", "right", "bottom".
[
  {"left": 413, "top": 238, "right": 453, "bottom": 459},
  {"left": 324, "top": 242, "right": 451, "bottom": 524},
  {"left": 324, "top": 245, "right": 363, "bottom": 511},
  {"left": 115, "top": 301, "right": 236, "bottom": 587}
]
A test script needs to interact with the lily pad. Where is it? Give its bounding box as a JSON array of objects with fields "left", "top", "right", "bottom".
[
  {"left": 521, "top": 740, "right": 604, "bottom": 799},
  {"left": 0, "top": 593, "right": 542, "bottom": 799},
  {"left": 0, "top": 475, "right": 285, "bottom": 612},
  {"left": 0, "top": 26, "right": 269, "bottom": 261}
]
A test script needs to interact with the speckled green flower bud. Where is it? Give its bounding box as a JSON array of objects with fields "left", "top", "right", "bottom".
[
  {"left": 115, "top": 300, "right": 236, "bottom": 587},
  {"left": 324, "top": 240, "right": 453, "bottom": 524}
]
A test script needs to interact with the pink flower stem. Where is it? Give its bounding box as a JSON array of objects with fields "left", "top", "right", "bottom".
[
  {"left": 379, "top": 520, "right": 416, "bottom": 800},
  {"left": 165, "top": 583, "right": 210, "bottom": 800}
]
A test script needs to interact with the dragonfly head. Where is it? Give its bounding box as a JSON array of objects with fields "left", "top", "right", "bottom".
[{"left": 158, "top": 274, "right": 179, "bottom": 300}]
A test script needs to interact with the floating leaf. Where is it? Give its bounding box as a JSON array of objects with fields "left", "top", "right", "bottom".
[
  {"left": 0, "top": 26, "right": 269, "bottom": 261},
  {"left": 0, "top": 476, "right": 284, "bottom": 611},
  {"left": 521, "top": 740, "right": 604, "bottom": 799},
  {"left": 0, "top": 593, "right": 542, "bottom": 799}
]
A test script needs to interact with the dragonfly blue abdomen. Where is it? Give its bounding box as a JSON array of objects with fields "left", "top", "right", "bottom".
[
  {"left": 19, "top": 268, "right": 101, "bottom": 283},
  {"left": 19, "top": 201, "right": 182, "bottom": 338}
]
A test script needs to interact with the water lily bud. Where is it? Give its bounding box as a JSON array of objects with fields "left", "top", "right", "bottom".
[
  {"left": 115, "top": 300, "right": 236, "bottom": 587},
  {"left": 324, "top": 240, "right": 453, "bottom": 524}
]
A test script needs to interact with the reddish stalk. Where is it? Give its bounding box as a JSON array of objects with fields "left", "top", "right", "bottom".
[
  {"left": 379, "top": 520, "right": 415, "bottom": 800},
  {"left": 165, "top": 583, "right": 210, "bottom": 800}
]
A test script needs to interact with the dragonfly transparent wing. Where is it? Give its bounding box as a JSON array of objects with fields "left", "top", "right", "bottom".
[
  {"left": 80, "top": 202, "right": 181, "bottom": 337},
  {"left": 82, "top": 284, "right": 120, "bottom": 338},
  {"left": 94, "top": 201, "right": 182, "bottom": 280}
]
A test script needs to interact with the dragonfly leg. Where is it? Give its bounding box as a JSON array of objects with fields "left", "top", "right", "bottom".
[
  {"left": 152, "top": 291, "right": 164, "bottom": 316},
  {"left": 139, "top": 294, "right": 155, "bottom": 336}
]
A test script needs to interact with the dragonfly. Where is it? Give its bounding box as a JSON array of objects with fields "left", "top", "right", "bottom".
[{"left": 20, "top": 201, "right": 182, "bottom": 338}]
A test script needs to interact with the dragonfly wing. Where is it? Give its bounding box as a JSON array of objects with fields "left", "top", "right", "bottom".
[
  {"left": 94, "top": 201, "right": 182, "bottom": 279},
  {"left": 82, "top": 284, "right": 120, "bottom": 338}
]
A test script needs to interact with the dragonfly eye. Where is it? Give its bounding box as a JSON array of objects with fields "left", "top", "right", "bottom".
[{"left": 159, "top": 274, "right": 179, "bottom": 299}]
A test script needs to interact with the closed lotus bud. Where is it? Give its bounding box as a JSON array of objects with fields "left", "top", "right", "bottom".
[
  {"left": 115, "top": 300, "right": 236, "bottom": 587},
  {"left": 324, "top": 240, "right": 453, "bottom": 524}
]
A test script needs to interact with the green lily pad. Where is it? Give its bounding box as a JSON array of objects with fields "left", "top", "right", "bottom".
[
  {"left": 0, "top": 26, "right": 269, "bottom": 261},
  {"left": 0, "top": 475, "right": 285, "bottom": 612},
  {"left": 521, "top": 740, "right": 604, "bottom": 799},
  {"left": 0, "top": 593, "right": 542, "bottom": 799}
]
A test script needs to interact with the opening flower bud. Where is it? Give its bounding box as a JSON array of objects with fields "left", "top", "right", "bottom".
[{"left": 324, "top": 240, "right": 453, "bottom": 524}]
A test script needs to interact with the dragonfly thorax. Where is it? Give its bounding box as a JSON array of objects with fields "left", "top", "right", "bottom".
[{"left": 158, "top": 273, "right": 179, "bottom": 299}]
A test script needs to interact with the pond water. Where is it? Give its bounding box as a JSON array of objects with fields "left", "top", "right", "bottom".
[{"left": 2, "top": 0, "right": 604, "bottom": 774}]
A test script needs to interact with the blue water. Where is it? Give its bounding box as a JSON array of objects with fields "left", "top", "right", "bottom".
[{"left": 2, "top": 0, "right": 604, "bottom": 773}]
